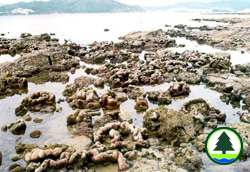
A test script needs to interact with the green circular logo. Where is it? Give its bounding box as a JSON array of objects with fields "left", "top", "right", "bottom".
[{"left": 205, "top": 127, "right": 243, "bottom": 165}]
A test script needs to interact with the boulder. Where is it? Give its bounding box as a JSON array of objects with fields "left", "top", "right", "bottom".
[
  {"left": 67, "top": 110, "right": 93, "bottom": 137},
  {"left": 144, "top": 106, "right": 204, "bottom": 145},
  {"left": 21, "top": 33, "right": 32, "bottom": 38},
  {"left": 147, "top": 90, "right": 172, "bottom": 105},
  {"left": 30, "top": 130, "right": 42, "bottom": 138},
  {"left": 9, "top": 163, "right": 24, "bottom": 172},
  {"left": 67, "top": 88, "right": 100, "bottom": 110},
  {"left": 15, "top": 91, "right": 56, "bottom": 116},
  {"left": 0, "top": 77, "right": 28, "bottom": 98},
  {"left": 9, "top": 119, "right": 27, "bottom": 135},
  {"left": 63, "top": 76, "right": 96, "bottom": 97},
  {"left": 134, "top": 97, "right": 148, "bottom": 111},
  {"left": 181, "top": 98, "right": 226, "bottom": 122},
  {"left": 101, "top": 90, "right": 120, "bottom": 110},
  {"left": 168, "top": 82, "right": 191, "bottom": 97}
]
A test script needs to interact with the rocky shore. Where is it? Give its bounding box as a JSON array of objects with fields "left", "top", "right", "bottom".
[
  {"left": 167, "top": 18, "right": 250, "bottom": 52},
  {"left": 0, "top": 17, "right": 249, "bottom": 171}
]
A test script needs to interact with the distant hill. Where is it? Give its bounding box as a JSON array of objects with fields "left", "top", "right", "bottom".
[
  {"left": 145, "top": 0, "right": 250, "bottom": 12},
  {"left": 0, "top": 0, "right": 144, "bottom": 15}
]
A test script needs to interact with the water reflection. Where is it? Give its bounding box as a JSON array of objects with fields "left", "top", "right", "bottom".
[{"left": 0, "top": 54, "right": 20, "bottom": 63}]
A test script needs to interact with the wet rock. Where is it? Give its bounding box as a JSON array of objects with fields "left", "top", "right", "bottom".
[
  {"left": 116, "top": 92, "right": 128, "bottom": 102},
  {"left": 237, "top": 112, "right": 250, "bottom": 123},
  {"left": 22, "top": 114, "right": 32, "bottom": 122},
  {"left": 168, "top": 82, "right": 191, "bottom": 97},
  {"left": 93, "top": 121, "right": 149, "bottom": 148},
  {"left": 134, "top": 97, "right": 148, "bottom": 111},
  {"left": 33, "top": 118, "right": 43, "bottom": 123},
  {"left": 63, "top": 76, "right": 96, "bottom": 97},
  {"left": 1, "top": 35, "right": 80, "bottom": 78},
  {"left": 11, "top": 155, "right": 22, "bottom": 162},
  {"left": 94, "top": 78, "right": 104, "bottom": 88},
  {"left": 119, "top": 29, "right": 177, "bottom": 52},
  {"left": 67, "top": 109, "right": 93, "bottom": 137},
  {"left": 30, "top": 130, "right": 42, "bottom": 138},
  {"left": 127, "top": 85, "right": 146, "bottom": 99},
  {"left": 15, "top": 143, "right": 37, "bottom": 154},
  {"left": 104, "top": 28, "right": 110, "bottom": 32},
  {"left": 204, "top": 73, "right": 250, "bottom": 98},
  {"left": 144, "top": 106, "right": 204, "bottom": 145},
  {"left": 128, "top": 147, "right": 187, "bottom": 172},
  {"left": 67, "top": 88, "right": 100, "bottom": 110},
  {"left": 118, "top": 109, "right": 132, "bottom": 123},
  {"left": 9, "top": 119, "right": 27, "bottom": 135},
  {"left": 1, "top": 125, "right": 7, "bottom": 132},
  {"left": 9, "top": 163, "right": 24, "bottom": 172},
  {"left": 101, "top": 90, "right": 120, "bottom": 110},
  {"left": 226, "top": 122, "right": 250, "bottom": 157},
  {"left": 191, "top": 134, "right": 208, "bottom": 152},
  {"left": 208, "top": 55, "right": 231, "bottom": 72},
  {"left": 0, "top": 77, "right": 28, "bottom": 99},
  {"left": 87, "top": 121, "right": 149, "bottom": 170},
  {"left": 57, "top": 98, "right": 65, "bottom": 104},
  {"left": 147, "top": 90, "right": 172, "bottom": 105},
  {"left": 28, "top": 72, "right": 69, "bottom": 84},
  {"left": 118, "top": 152, "right": 130, "bottom": 171},
  {"left": 69, "top": 136, "right": 92, "bottom": 153},
  {"left": 109, "top": 69, "right": 131, "bottom": 88},
  {"left": 15, "top": 91, "right": 56, "bottom": 116},
  {"left": 56, "top": 107, "right": 63, "bottom": 113},
  {"left": 181, "top": 98, "right": 226, "bottom": 123},
  {"left": 174, "top": 145, "right": 203, "bottom": 171},
  {"left": 22, "top": 144, "right": 74, "bottom": 171},
  {"left": 207, "top": 119, "right": 218, "bottom": 129},
  {"left": 20, "top": 33, "right": 32, "bottom": 38}
]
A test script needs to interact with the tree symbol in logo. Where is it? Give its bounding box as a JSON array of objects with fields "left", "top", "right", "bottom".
[{"left": 214, "top": 131, "right": 234, "bottom": 154}]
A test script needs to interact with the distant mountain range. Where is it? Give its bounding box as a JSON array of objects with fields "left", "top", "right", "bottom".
[
  {"left": 0, "top": 0, "right": 249, "bottom": 15},
  {"left": 0, "top": 0, "right": 143, "bottom": 15},
  {"left": 145, "top": 0, "right": 250, "bottom": 12}
]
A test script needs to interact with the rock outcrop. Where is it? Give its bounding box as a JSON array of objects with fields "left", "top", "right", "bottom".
[{"left": 15, "top": 91, "right": 56, "bottom": 116}]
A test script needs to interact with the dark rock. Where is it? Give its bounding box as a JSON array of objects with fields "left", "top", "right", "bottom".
[
  {"left": 168, "top": 82, "right": 191, "bottom": 97},
  {"left": 9, "top": 120, "right": 27, "bottom": 135},
  {"left": 11, "top": 155, "right": 22, "bottom": 162},
  {"left": 101, "top": 90, "right": 120, "bottom": 110},
  {"left": 9, "top": 163, "right": 24, "bottom": 172},
  {"left": 30, "top": 130, "right": 42, "bottom": 138},
  {"left": 134, "top": 97, "right": 148, "bottom": 111},
  {"left": 33, "top": 118, "right": 43, "bottom": 123},
  {"left": 15, "top": 91, "right": 56, "bottom": 116}
]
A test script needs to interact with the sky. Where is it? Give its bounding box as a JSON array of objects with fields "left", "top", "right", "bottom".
[
  {"left": 117, "top": 0, "right": 215, "bottom": 7},
  {"left": 0, "top": 0, "right": 215, "bottom": 6}
]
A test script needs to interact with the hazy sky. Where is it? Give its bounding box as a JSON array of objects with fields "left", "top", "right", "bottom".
[
  {"left": 0, "top": 0, "right": 215, "bottom": 6},
  {"left": 117, "top": 0, "right": 215, "bottom": 7}
]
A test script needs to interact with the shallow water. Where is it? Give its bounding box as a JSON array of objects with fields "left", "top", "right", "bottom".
[
  {"left": 170, "top": 37, "right": 250, "bottom": 65},
  {"left": 0, "top": 54, "right": 20, "bottom": 63},
  {"left": 0, "top": 11, "right": 249, "bottom": 171},
  {"left": 0, "top": 11, "right": 249, "bottom": 44}
]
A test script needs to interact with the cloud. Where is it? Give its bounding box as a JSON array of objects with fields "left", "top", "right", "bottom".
[{"left": 0, "top": 0, "right": 215, "bottom": 6}]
